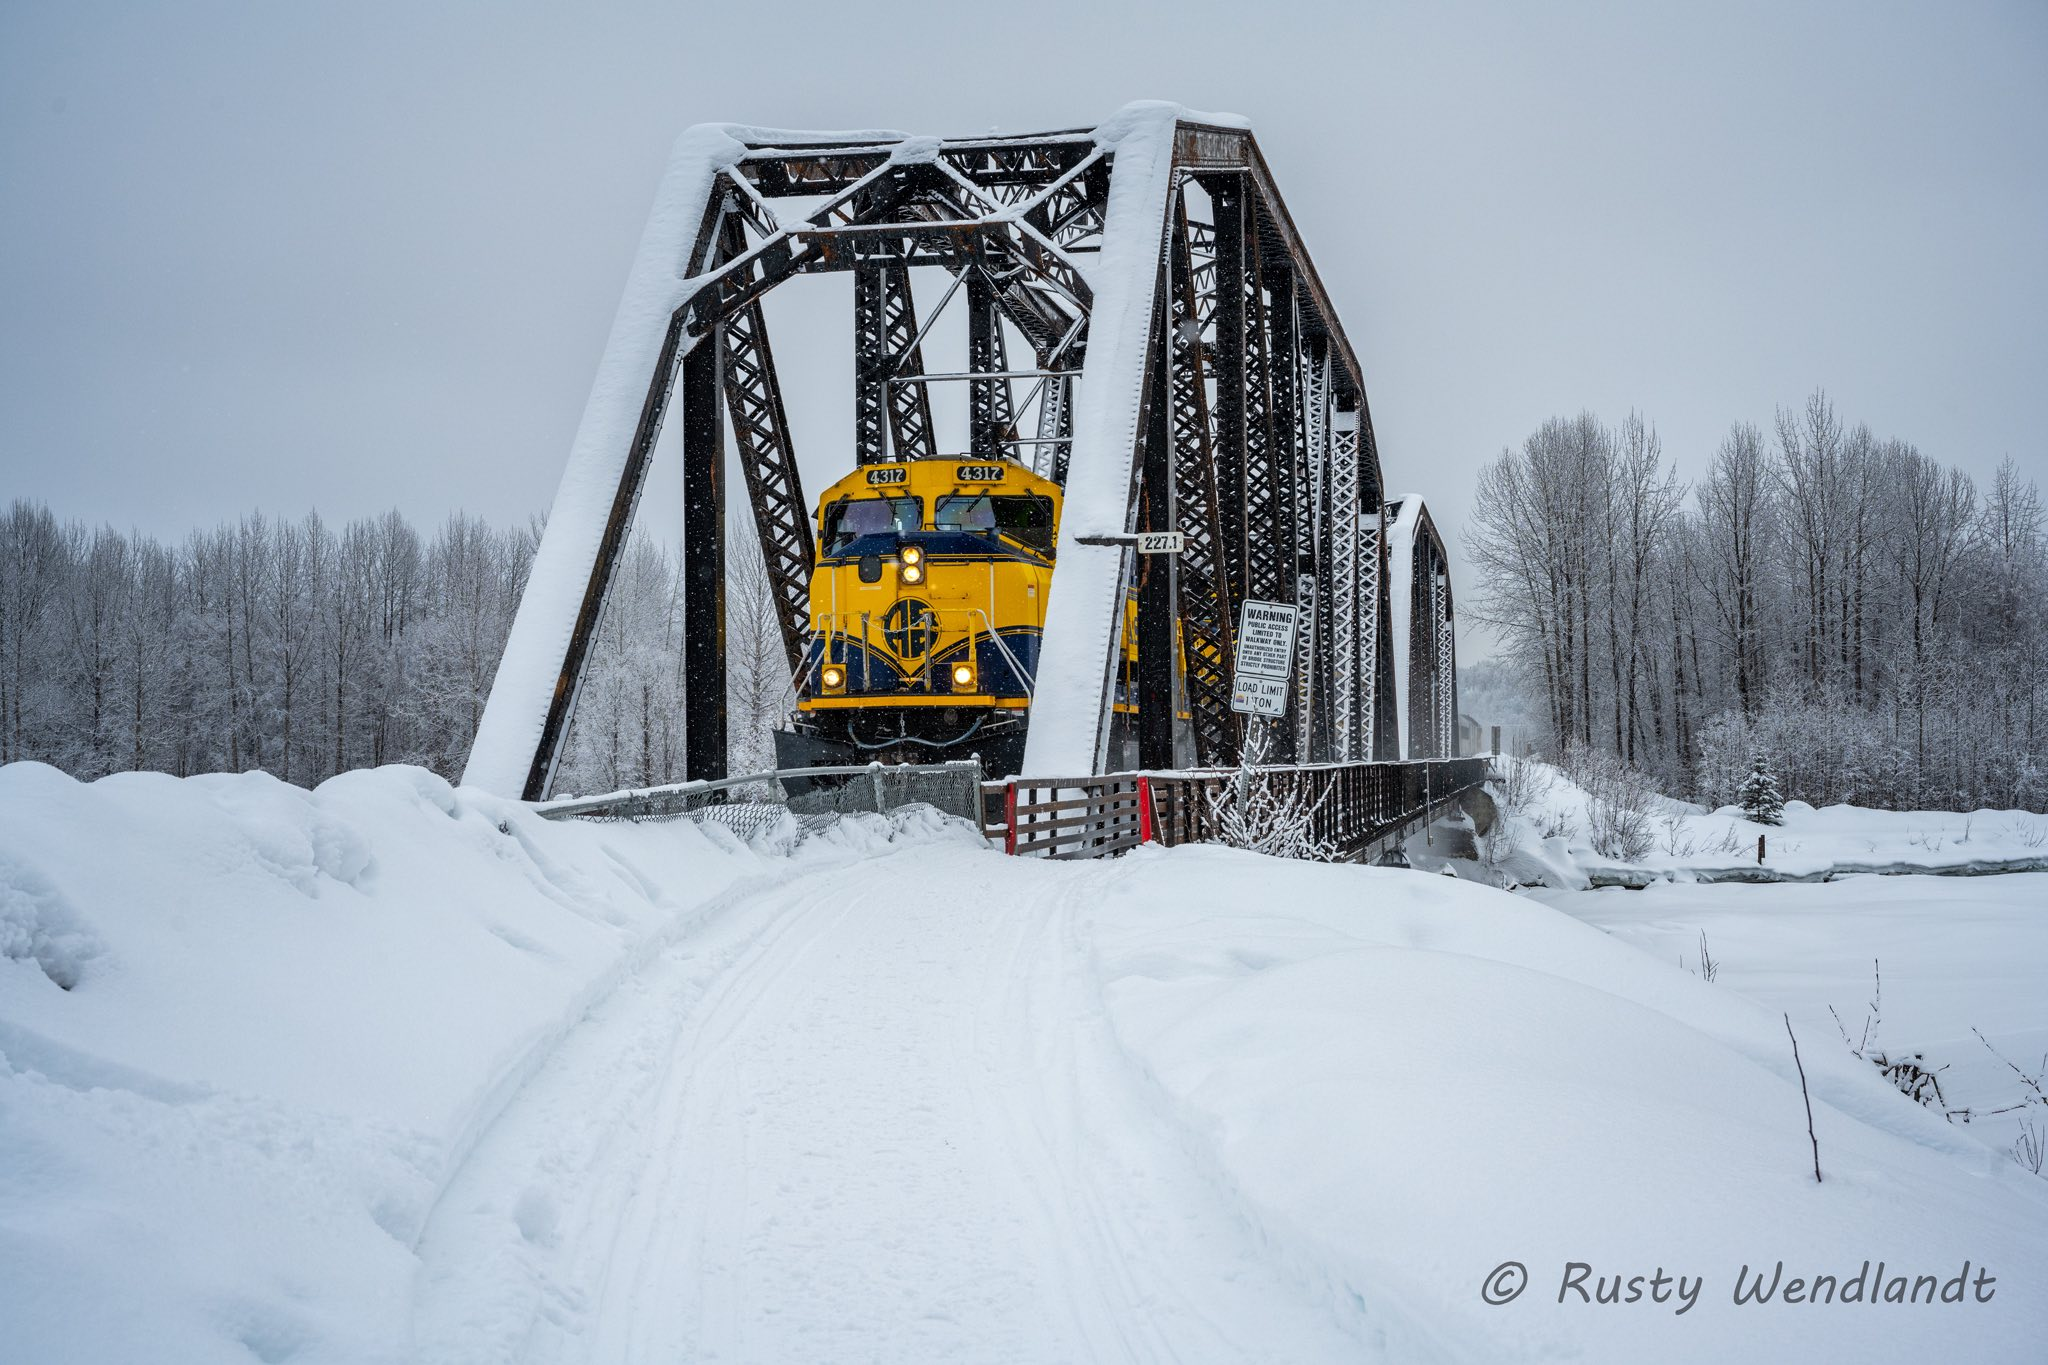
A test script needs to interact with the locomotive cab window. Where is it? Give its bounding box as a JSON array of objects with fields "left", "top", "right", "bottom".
[
  {"left": 822, "top": 497, "right": 922, "bottom": 555},
  {"left": 934, "top": 494, "right": 1055, "bottom": 554}
]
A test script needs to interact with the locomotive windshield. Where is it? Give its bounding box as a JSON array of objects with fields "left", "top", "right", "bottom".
[
  {"left": 934, "top": 494, "right": 1055, "bottom": 553},
  {"left": 822, "top": 497, "right": 921, "bottom": 555}
]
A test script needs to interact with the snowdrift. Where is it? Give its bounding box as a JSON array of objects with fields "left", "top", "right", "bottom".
[
  {"left": 1538, "top": 871, "right": 2048, "bottom": 1169},
  {"left": 0, "top": 763, "right": 965, "bottom": 1364},
  {"left": 3, "top": 764, "right": 2042, "bottom": 1362},
  {"left": 1091, "top": 846, "right": 2047, "bottom": 1361}
]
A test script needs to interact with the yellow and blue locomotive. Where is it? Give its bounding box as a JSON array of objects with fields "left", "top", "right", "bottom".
[{"left": 775, "top": 456, "right": 1061, "bottom": 775}]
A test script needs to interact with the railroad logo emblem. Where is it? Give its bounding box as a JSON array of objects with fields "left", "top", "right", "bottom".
[{"left": 882, "top": 599, "right": 936, "bottom": 659}]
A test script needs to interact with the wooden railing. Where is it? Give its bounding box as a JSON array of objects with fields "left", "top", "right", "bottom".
[
  {"left": 986, "top": 774, "right": 1149, "bottom": 858},
  {"left": 987, "top": 757, "right": 1492, "bottom": 862}
]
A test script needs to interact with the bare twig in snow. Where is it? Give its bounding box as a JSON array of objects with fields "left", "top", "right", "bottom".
[
  {"left": 1786, "top": 1013, "right": 1822, "bottom": 1183},
  {"left": 1973, "top": 1028, "right": 2048, "bottom": 1107},
  {"left": 1829, "top": 1003, "right": 1855, "bottom": 1051},
  {"left": 2014, "top": 1119, "right": 2046, "bottom": 1177}
]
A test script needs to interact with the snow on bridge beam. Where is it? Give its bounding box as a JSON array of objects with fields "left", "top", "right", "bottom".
[
  {"left": 462, "top": 121, "right": 910, "bottom": 800},
  {"left": 463, "top": 104, "right": 1429, "bottom": 799}
]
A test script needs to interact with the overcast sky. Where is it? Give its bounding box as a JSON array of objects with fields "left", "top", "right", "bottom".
[{"left": 3, "top": 1, "right": 2043, "bottom": 652}]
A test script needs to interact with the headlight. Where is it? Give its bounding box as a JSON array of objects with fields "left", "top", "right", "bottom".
[
  {"left": 900, "top": 545, "right": 923, "bottom": 566},
  {"left": 951, "top": 662, "right": 977, "bottom": 691},
  {"left": 901, "top": 563, "right": 925, "bottom": 584},
  {"left": 820, "top": 664, "right": 846, "bottom": 693}
]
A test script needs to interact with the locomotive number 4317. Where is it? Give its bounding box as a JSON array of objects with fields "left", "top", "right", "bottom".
[{"left": 954, "top": 464, "right": 1006, "bottom": 483}]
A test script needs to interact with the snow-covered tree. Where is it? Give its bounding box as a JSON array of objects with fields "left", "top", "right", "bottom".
[
  {"left": 1737, "top": 749, "right": 1785, "bottom": 825},
  {"left": 2, "top": 500, "right": 67, "bottom": 765},
  {"left": 1467, "top": 391, "right": 2048, "bottom": 814},
  {"left": 5, "top": 410, "right": 2045, "bottom": 815},
  {"left": 725, "top": 514, "right": 795, "bottom": 776},
  {"left": 1205, "top": 720, "right": 1339, "bottom": 861}
]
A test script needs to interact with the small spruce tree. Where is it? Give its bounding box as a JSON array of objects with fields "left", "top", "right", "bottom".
[{"left": 1737, "top": 749, "right": 1785, "bottom": 826}]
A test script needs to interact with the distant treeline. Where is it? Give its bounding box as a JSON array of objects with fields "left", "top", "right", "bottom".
[
  {"left": 0, "top": 503, "right": 784, "bottom": 796},
  {"left": 11, "top": 388, "right": 2042, "bottom": 815},
  {"left": 1467, "top": 391, "right": 2046, "bottom": 812}
]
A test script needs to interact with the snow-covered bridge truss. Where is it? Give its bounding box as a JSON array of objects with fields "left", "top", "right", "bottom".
[{"left": 464, "top": 103, "right": 1462, "bottom": 801}]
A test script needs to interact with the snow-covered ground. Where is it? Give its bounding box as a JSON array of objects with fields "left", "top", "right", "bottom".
[
  {"left": 1483, "top": 759, "right": 2048, "bottom": 887},
  {"left": 1535, "top": 874, "right": 2048, "bottom": 1168},
  {"left": 0, "top": 764, "right": 963, "bottom": 1362},
  {"left": 4, "top": 763, "right": 2044, "bottom": 1362}
]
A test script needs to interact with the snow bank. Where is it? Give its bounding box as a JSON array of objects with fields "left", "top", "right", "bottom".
[
  {"left": 1488, "top": 760, "right": 2048, "bottom": 887},
  {"left": 0, "top": 762, "right": 968, "bottom": 1364},
  {"left": 1536, "top": 872, "right": 2048, "bottom": 1166},
  {"left": 10, "top": 758, "right": 2041, "bottom": 1362},
  {"left": 1090, "top": 844, "right": 2048, "bottom": 1362}
]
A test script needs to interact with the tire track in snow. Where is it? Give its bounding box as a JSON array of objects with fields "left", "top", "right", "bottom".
[
  {"left": 408, "top": 862, "right": 856, "bottom": 1362},
  {"left": 412, "top": 842, "right": 1375, "bottom": 1363},
  {"left": 974, "top": 855, "right": 1373, "bottom": 1363}
]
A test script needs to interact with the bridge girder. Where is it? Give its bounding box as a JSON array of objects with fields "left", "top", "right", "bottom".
[{"left": 464, "top": 108, "right": 1448, "bottom": 801}]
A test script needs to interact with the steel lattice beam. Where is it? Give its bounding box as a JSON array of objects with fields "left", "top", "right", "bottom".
[
  {"left": 1357, "top": 510, "right": 1382, "bottom": 761},
  {"left": 853, "top": 267, "right": 889, "bottom": 466},
  {"left": 880, "top": 268, "right": 937, "bottom": 460},
  {"left": 683, "top": 165, "right": 1094, "bottom": 343},
  {"left": 719, "top": 297, "right": 813, "bottom": 673},
  {"left": 1438, "top": 611, "right": 1458, "bottom": 756},
  {"left": 1034, "top": 374, "right": 1073, "bottom": 483},
  {"left": 1167, "top": 190, "right": 1238, "bottom": 764},
  {"left": 1207, "top": 177, "right": 1251, "bottom": 624},
  {"left": 1136, "top": 268, "right": 1177, "bottom": 772},
  {"left": 966, "top": 268, "right": 1014, "bottom": 460},
  {"left": 1374, "top": 548, "right": 1399, "bottom": 760},
  {"left": 1403, "top": 513, "right": 1455, "bottom": 758},
  {"left": 1267, "top": 256, "right": 1302, "bottom": 604},
  {"left": 1296, "top": 341, "right": 1329, "bottom": 760},
  {"left": 714, "top": 213, "right": 815, "bottom": 675},
  {"left": 1329, "top": 409, "right": 1361, "bottom": 761},
  {"left": 469, "top": 111, "right": 1437, "bottom": 798},
  {"left": 854, "top": 262, "right": 937, "bottom": 465},
  {"left": 1237, "top": 203, "right": 1284, "bottom": 609},
  {"left": 1310, "top": 356, "right": 1340, "bottom": 761}
]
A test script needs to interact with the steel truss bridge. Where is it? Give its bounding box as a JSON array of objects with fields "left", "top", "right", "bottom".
[{"left": 462, "top": 103, "right": 1475, "bottom": 853}]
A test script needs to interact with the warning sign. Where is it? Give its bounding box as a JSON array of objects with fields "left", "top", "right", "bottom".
[{"left": 1230, "top": 599, "right": 1299, "bottom": 717}]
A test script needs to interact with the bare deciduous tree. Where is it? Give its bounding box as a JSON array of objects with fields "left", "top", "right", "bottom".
[{"left": 1467, "top": 391, "right": 2048, "bottom": 813}]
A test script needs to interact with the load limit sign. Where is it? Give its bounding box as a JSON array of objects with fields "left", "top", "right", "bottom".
[{"left": 1230, "top": 599, "right": 1299, "bottom": 717}]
